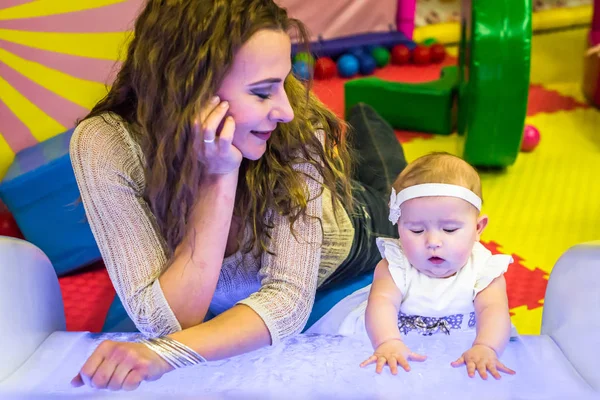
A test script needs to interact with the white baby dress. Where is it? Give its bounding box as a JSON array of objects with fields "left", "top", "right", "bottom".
[{"left": 308, "top": 237, "right": 515, "bottom": 338}]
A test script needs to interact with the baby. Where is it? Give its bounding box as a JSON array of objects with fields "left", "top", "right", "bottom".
[{"left": 315, "top": 152, "right": 516, "bottom": 380}]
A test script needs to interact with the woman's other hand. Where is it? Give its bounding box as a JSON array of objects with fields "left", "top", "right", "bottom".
[{"left": 71, "top": 340, "right": 173, "bottom": 391}]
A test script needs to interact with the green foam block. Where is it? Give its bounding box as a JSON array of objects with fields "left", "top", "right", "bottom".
[{"left": 344, "top": 66, "right": 459, "bottom": 135}]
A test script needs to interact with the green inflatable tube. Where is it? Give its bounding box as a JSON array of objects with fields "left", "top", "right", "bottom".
[{"left": 458, "top": 0, "right": 532, "bottom": 167}]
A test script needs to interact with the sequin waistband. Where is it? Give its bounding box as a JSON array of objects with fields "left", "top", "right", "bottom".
[{"left": 398, "top": 311, "right": 476, "bottom": 336}]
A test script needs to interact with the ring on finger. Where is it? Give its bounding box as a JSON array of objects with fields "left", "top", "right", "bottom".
[{"left": 203, "top": 138, "right": 215, "bottom": 143}]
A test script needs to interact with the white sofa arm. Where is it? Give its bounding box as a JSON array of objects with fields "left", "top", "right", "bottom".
[
  {"left": 0, "top": 236, "right": 65, "bottom": 382},
  {"left": 542, "top": 241, "right": 600, "bottom": 391}
]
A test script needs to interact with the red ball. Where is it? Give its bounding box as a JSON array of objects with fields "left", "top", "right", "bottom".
[
  {"left": 521, "top": 125, "right": 541, "bottom": 152},
  {"left": 0, "top": 211, "right": 24, "bottom": 239},
  {"left": 412, "top": 45, "right": 431, "bottom": 65},
  {"left": 391, "top": 45, "right": 411, "bottom": 65},
  {"left": 429, "top": 43, "right": 446, "bottom": 63},
  {"left": 314, "top": 57, "right": 336, "bottom": 80}
]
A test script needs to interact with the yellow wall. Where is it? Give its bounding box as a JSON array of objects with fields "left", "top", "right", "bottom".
[{"left": 0, "top": 0, "right": 141, "bottom": 179}]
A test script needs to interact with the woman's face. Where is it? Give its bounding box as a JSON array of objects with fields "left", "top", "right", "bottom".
[{"left": 217, "top": 29, "right": 295, "bottom": 160}]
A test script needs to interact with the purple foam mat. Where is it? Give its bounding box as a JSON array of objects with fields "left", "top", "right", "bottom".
[{"left": 292, "top": 31, "right": 415, "bottom": 59}]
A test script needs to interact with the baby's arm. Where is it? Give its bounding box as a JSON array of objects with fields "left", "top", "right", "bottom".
[
  {"left": 451, "top": 275, "right": 515, "bottom": 379},
  {"left": 472, "top": 275, "right": 512, "bottom": 354},
  {"left": 361, "top": 259, "right": 426, "bottom": 374},
  {"left": 365, "top": 258, "right": 403, "bottom": 348}
]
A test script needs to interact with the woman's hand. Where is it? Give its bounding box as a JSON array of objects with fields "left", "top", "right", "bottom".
[
  {"left": 360, "top": 338, "right": 427, "bottom": 374},
  {"left": 71, "top": 340, "right": 173, "bottom": 391},
  {"left": 451, "top": 344, "right": 515, "bottom": 380},
  {"left": 195, "top": 96, "right": 243, "bottom": 175}
]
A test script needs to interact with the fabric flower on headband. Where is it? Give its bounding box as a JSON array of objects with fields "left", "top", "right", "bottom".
[{"left": 388, "top": 187, "right": 402, "bottom": 224}]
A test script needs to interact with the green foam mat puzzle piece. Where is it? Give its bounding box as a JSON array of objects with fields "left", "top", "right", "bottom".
[
  {"left": 458, "top": 0, "right": 532, "bottom": 167},
  {"left": 344, "top": 65, "right": 459, "bottom": 135}
]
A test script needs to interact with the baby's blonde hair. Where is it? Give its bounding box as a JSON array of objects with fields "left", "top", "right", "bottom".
[{"left": 393, "top": 152, "right": 483, "bottom": 201}]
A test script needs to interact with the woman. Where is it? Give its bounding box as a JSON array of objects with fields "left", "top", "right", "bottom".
[{"left": 70, "top": 0, "right": 406, "bottom": 391}]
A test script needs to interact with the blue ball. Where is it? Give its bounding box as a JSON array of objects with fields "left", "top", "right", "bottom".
[
  {"left": 348, "top": 46, "right": 367, "bottom": 58},
  {"left": 292, "top": 60, "right": 311, "bottom": 81},
  {"left": 336, "top": 54, "right": 359, "bottom": 78},
  {"left": 358, "top": 54, "right": 377, "bottom": 75},
  {"left": 365, "top": 45, "right": 378, "bottom": 54}
]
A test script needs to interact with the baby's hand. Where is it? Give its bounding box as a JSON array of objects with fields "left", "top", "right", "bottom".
[
  {"left": 360, "top": 339, "right": 427, "bottom": 374},
  {"left": 451, "top": 344, "right": 515, "bottom": 380}
]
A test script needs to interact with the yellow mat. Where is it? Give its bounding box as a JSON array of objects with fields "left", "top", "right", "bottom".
[{"left": 402, "top": 27, "right": 600, "bottom": 334}]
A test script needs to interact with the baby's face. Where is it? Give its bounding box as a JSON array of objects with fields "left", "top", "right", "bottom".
[{"left": 397, "top": 196, "right": 487, "bottom": 278}]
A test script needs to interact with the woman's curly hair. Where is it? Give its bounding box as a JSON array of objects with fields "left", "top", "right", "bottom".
[{"left": 81, "top": 0, "right": 354, "bottom": 257}]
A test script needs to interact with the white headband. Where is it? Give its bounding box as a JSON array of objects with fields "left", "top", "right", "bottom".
[{"left": 388, "top": 183, "right": 482, "bottom": 224}]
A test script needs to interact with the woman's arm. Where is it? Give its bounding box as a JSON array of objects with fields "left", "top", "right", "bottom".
[
  {"left": 71, "top": 116, "right": 235, "bottom": 335},
  {"left": 72, "top": 133, "right": 337, "bottom": 390},
  {"left": 166, "top": 156, "right": 328, "bottom": 356},
  {"left": 73, "top": 156, "right": 324, "bottom": 389},
  {"left": 158, "top": 171, "right": 237, "bottom": 329},
  {"left": 160, "top": 99, "right": 243, "bottom": 328},
  {"left": 71, "top": 303, "right": 271, "bottom": 390},
  {"left": 168, "top": 303, "right": 270, "bottom": 360},
  {"left": 365, "top": 259, "right": 404, "bottom": 349},
  {"left": 472, "top": 275, "right": 512, "bottom": 355}
]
